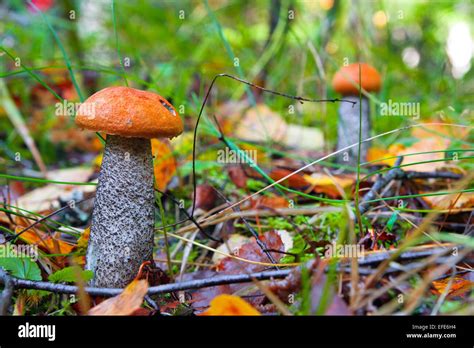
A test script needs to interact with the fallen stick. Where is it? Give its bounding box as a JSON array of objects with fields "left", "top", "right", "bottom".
[
  {"left": 0, "top": 243, "right": 463, "bottom": 298},
  {"left": 359, "top": 157, "right": 463, "bottom": 215}
]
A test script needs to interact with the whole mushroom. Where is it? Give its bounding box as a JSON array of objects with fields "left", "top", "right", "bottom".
[
  {"left": 76, "top": 86, "right": 183, "bottom": 288},
  {"left": 332, "top": 63, "right": 381, "bottom": 168}
]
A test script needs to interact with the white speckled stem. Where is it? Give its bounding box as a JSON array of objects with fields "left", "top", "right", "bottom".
[
  {"left": 86, "top": 135, "right": 155, "bottom": 288},
  {"left": 335, "top": 95, "right": 371, "bottom": 167}
]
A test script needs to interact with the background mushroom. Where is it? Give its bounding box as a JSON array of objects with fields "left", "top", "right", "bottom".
[
  {"left": 332, "top": 63, "right": 381, "bottom": 168},
  {"left": 76, "top": 86, "right": 183, "bottom": 288}
]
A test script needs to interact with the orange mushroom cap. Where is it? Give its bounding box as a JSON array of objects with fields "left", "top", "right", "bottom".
[
  {"left": 332, "top": 63, "right": 382, "bottom": 95},
  {"left": 75, "top": 86, "right": 183, "bottom": 139}
]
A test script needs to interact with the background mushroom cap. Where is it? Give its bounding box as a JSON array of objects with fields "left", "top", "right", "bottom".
[
  {"left": 75, "top": 86, "right": 184, "bottom": 139},
  {"left": 332, "top": 63, "right": 382, "bottom": 95}
]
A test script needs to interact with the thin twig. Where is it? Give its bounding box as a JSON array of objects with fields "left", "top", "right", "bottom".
[
  {"left": 358, "top": 157, "right": 404, "bottom": 215},
  {"left": 0, "top": 244, "right": 463, "bottom": 299},
  {"left": 190, "top": 73, "right": 356, "bottom": 217}
]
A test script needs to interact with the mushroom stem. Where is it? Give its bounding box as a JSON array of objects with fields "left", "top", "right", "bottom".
[
  {"left": 86, "top": 135, "right": 155, "bottom": 288},
  {"left": 335, "top": 95, "right": 371, "bottom": 168}
]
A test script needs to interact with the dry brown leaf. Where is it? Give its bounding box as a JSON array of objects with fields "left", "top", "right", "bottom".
[
  {"left": 193, "top": 184, "right": 219, "bottom": 211},
  {"left": 88, "top": 279, "right": 148, "bottom": 315},
  {"left": 217, "top": 230, "right": 284, "bottom": 273},
  {"left": 212, "top": 234, "right": 251, "bottom": 264},
  {"left": 227, "top": 165, "right": 248, "bottom": 189}
]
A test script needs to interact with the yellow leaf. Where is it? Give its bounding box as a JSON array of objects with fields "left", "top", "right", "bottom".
[
  {"left": 88, "top": 279, "right": 148, "bottom": 315},
  {"left": 93, "top": 153, "right": 103, "bottom": 168},
  {"left": 367, "top": 147, "right": 399, "bottom": 166},
  {"left": 200, "top": 294, "right": 261, "bottom": 316},
  {"left": 303, "top": 173, "right": 354, "bottom": 198},
  {"left": 77, "top": 227, "right": 90, "bottom": 250}
]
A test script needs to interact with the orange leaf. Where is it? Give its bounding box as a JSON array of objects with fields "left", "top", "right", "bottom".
[
  {"left": 88, "top": 279, "right": 148, "bottom": 315},
  {"left": 431, "top": 276, "right": 473, "bottom": 297},
  {"left": 367, "top": 147, "right": 399, "bottom": 166},
  {"left": 269, "top": 168, "right": 309, "bottom": 189},
  {"left": 17, "top": 228, "right": 75, "bottom": 255},
  {"left": 151, "top": 139, "right": 177, "bottom": 191},
  {"left": 303, "top": 173, "right": 354, "bottom": 198},
  {"left": 251, "top": 195, "right": 289, "bottom": 209},
  {"left": 200, "top": 294, "right": 261, "bottom": 316}
]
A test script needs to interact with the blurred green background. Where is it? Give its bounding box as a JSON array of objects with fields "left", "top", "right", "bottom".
[{"left": 0, "top": 0, "right": 472, "bottom": 170}]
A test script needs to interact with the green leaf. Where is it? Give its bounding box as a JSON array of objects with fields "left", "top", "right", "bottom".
[
  {"left": 386, "top": 211, "right": 399, "bottom": 232},
  {"left": 0, "top": 257, "right": 41, "bottom": 281},
  {"left": 48, "top": 266, "right": 93, "bottom": 283}
]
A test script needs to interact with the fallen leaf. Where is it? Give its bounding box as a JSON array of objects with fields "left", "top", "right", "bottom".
[
  {"left": 88, "top": 279, "right": 148, "bottom": 315},
  {"left": 191, "top": 231, "right": 284, "bottom": 312},
  {"left": 200, "top": 294, "right": 261, "bottom": 316},
  {"left": 212, "top": 234, "right": 251, "bottom": 264},
  {"left": 235, "top": 104, "right": 287, "bottom": 143},
  {"left": 250, "top": 194, "right": 289, "bottom": 209},
  {"left": 16, "top": 167, "right": 95, "bottom": 213},
  {"left": 303, "top": 173, "right": 355, "bottom": 198},
  {"left": 194, "top": 184, "right": 219, "bottom": 211},
  {"left": 269, "top": 168, "right": 309, "bottom": 189},
  {"left": 269, "top": 260, "right": 352, "bottom": 315},
  {"left": 16, "top": 227, "right": 75, "bottom": 255},
  {"left": 421, "top": 191, "right": 474, "bottom": 210},
  {"left": 76, "top": 227, "right": 90, "bottom": 250},
  {"left": 431, "top": 276, "right": 473, "bottom": 298},
  {"left": 227, "top": 165, "right": 248, "bottom": 189},
  {"left": 275, "top": 230, "right": 293, "bottom": 252},
  {"left": 151, "top": 139, "right": 177, "bottom": 191},
  {"left": 411, "top": 122, "right": 469, "bottom": 141},
  {"left": 311, "top": 269, "right": 352, "bottom": 315},
  {"left": 217, "top": 230, "right": 284, "bottom": 273},
  {"left": 397, "top": 138, "right": 448, "bottom": 172},
  {"left": 283, "top": 124, "right": 324, "bottom": 150},
  {"left": 367, "top": 147, "right": 398, "bottom": 166}
]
